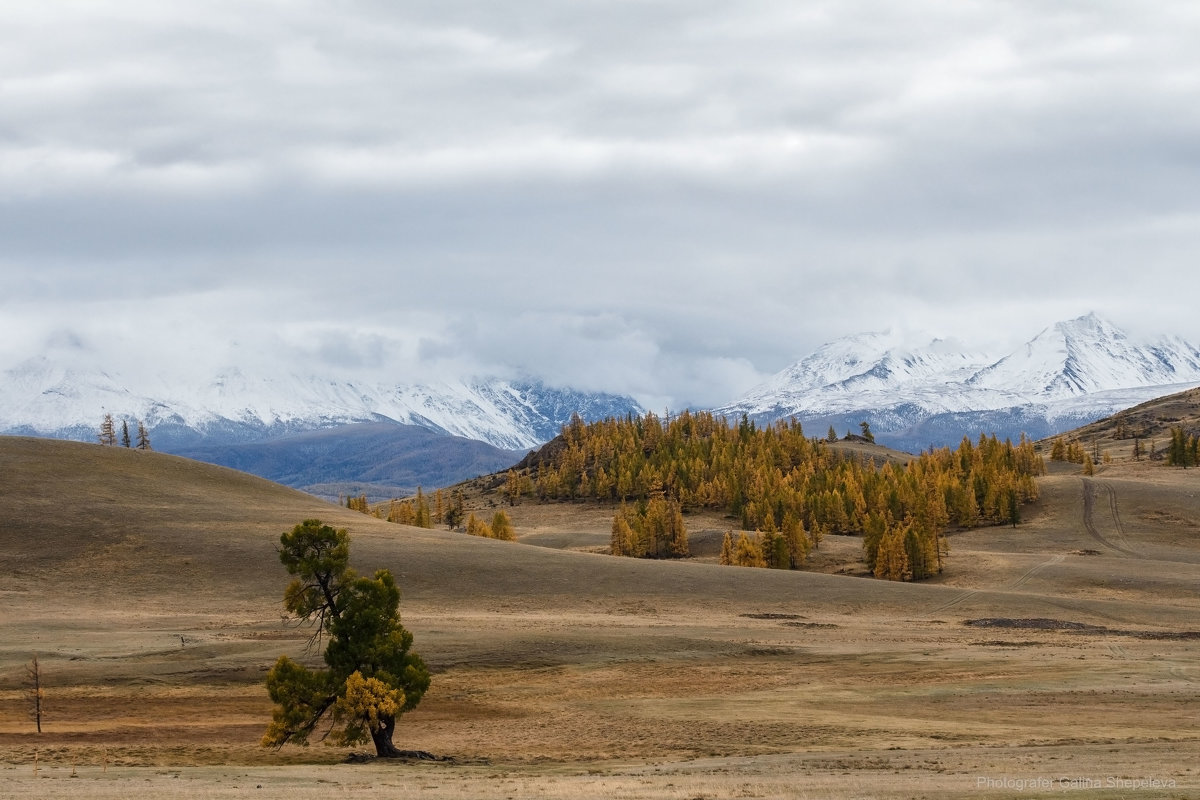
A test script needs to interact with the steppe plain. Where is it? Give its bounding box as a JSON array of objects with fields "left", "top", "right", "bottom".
[{"left": 1, "top": 426, "right": 1198, "bottom": 799}]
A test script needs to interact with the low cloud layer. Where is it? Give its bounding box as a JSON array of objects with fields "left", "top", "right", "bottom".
[{"left": 4, "top": 1, "right": 1199, "bottom": 408}]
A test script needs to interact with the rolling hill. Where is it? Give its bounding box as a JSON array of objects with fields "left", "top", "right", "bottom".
[
  {"left": 1037, "top": 385, "right": 1200, "bottom": 459},
  {"left": 2, "top": 433, "right": 1199, "bottom": 798}
]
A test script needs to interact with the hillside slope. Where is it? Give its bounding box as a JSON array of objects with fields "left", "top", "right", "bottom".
[
  {"left": 2, "top": 435, "right": 1199, "bottom": 795},
  {"left": 5, "top": 433, "right": 1199, "bottom": 640},
  {"left": 0, "top": 436, "right": 943, "bottom": 622},
  {"left": 1039, "top": 385, "right": 1200, "bottom": 459}
]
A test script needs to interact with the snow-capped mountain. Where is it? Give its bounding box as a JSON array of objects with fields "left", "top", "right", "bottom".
[
  {"left": 0, "top": 359, "right": 642, "bottom": 452},
  {"left": 6, "top": 311, "right": 1199, "bottom": 476},
  {"left": 736, "top": 331, "right": 1003, "bottom": 417},
  {"left": 968, "top": 314, "right": 1200, "bottom": 398},
  {"left": 715, "top": 313, "right": 1200, "bottom": 450}
]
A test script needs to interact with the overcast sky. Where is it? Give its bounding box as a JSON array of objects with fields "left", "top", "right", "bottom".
[{"left": 3, "top": 1, "right": 1200, "bottom": 409}]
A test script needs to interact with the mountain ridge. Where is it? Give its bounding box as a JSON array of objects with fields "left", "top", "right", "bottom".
[
  {"left": 715, "top": 313, "right": 1200, "bottom": 450},
  {"left": 0, "top": 363, "right": 641, "bottom": 498},
  {"left": 6, "top": 312, "right": 1200, "bottom": 492},
  {"left": 0, "top": 361, "right": 642, "bottom": 452}
]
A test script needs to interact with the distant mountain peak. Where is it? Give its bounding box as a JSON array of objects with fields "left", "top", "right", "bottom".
[
  {"left": 1060, "top": 310, "right": 1109, "bottom": 330},
  {"left": 968, "top": 312, "right": 1199, "bottom": 399},
  {"left": 0, "top": 362, "right": 644, "bottom": 452},
  {"left": 714, "top": 314, "right": 1200, "bottom": 450},
  {"left": 738, "top": 326, "right": 996, "bottom": 415}
]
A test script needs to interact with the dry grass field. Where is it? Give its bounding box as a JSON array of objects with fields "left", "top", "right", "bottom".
[{"left": 2, "top": 430, "right": 1200, "bottom": 799}]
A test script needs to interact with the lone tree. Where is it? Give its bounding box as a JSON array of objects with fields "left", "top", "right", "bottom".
[
  {"left": 99, "top": 413, "right": 117, "bottom": 446},
  {"left": 859, "top": 421, "right": 875, "bottom": 444},
  {"left": 27, "top": 655, "right": 44, "bottom": 733},
  {"left": 262, "top": 520, "right": 430, "bottom": 758},
  {"left": 136, "top": 421, "right": 152, "bottom": 450},
  {"left": 444, "top": 490, "right": 465, "bottom": 530}
]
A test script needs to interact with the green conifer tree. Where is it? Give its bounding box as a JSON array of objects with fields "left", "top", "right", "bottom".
[
  {"left": 262, "top": 520, "right": 429, "bottom": 758},
  {"left": 859, "top": 421, "right": 875, "bottom": 443}
]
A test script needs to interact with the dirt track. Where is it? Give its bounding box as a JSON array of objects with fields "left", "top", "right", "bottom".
[{"left": 1081, "top": 478, "right": 1138, "bottom": 555}]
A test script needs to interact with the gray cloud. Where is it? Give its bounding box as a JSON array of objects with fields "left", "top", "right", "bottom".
[{"left": 4, "top": 1, "right": 1200, "bottom": 408}]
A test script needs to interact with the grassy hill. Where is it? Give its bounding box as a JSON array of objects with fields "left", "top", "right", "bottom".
[
  {"left": 1038, "top": 385, "right": 1200, "bottom": 461},
  {"left": 1032, "top": 386, "right": 1200, "bottom": 455},
  {"left": 2, "top": 433, "right": 1200, "bottom": 798}
]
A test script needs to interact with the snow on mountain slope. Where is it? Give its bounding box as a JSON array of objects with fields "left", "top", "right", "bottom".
[
  {"left": 715, "top": 313, "right": 1200, "bottom": 446},
  {"left": 968, "top": 313, "right": 1200, "bottom": 399},
  {"left": 0, "top": 358, "right": 642, "bottom": 451},
  {"left": 7, "top": 312, "right": 1199, "bottom": 456},
  {"left": 756, "top": 330, "right": 908, "bottom": 394},
  {"left": 725, "top": 332, "right": 1006, "bottom": 416}
]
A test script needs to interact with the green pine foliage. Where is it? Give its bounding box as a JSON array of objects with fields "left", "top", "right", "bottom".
[
  {"left": 530, "top": 411, "right": 1044, "bottom": 581},
  {"left": 444, "top": 490, "right": 466, "bottom": 531}
]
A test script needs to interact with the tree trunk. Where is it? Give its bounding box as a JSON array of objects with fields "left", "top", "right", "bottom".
[
  {"left": 370, "top": 715, "right": 402, "bottom": 758},
  {"left": 367, "top": 716, "right": 444, "bottom": 761}
]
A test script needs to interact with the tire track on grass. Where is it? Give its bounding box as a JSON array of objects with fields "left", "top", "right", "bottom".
[
  {"left": 926, "top": 477, "right": 1134, "bottom": 617},
  {"left": 1168, "top": 665, "right": 1196, "bottom": 683},
  {"left": 923, "top": 553, "right": 1065, "bottom": 616},
  {"left": 1007, "top": 553, "right": 1066, "bottom": 589},
  {"left": 1081, "top": 478, "right": 1137, "bottom": 556},
  {"left": 923, "top": 588, "right": 981, "bottom": 615},
  {"left": 1100, "top": 480, "right": 1135, "bottom": 553}
]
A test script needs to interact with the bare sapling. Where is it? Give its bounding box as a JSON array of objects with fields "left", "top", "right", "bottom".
[{"left": 27, "top": 654, "right": 44, "bottom": 734}]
